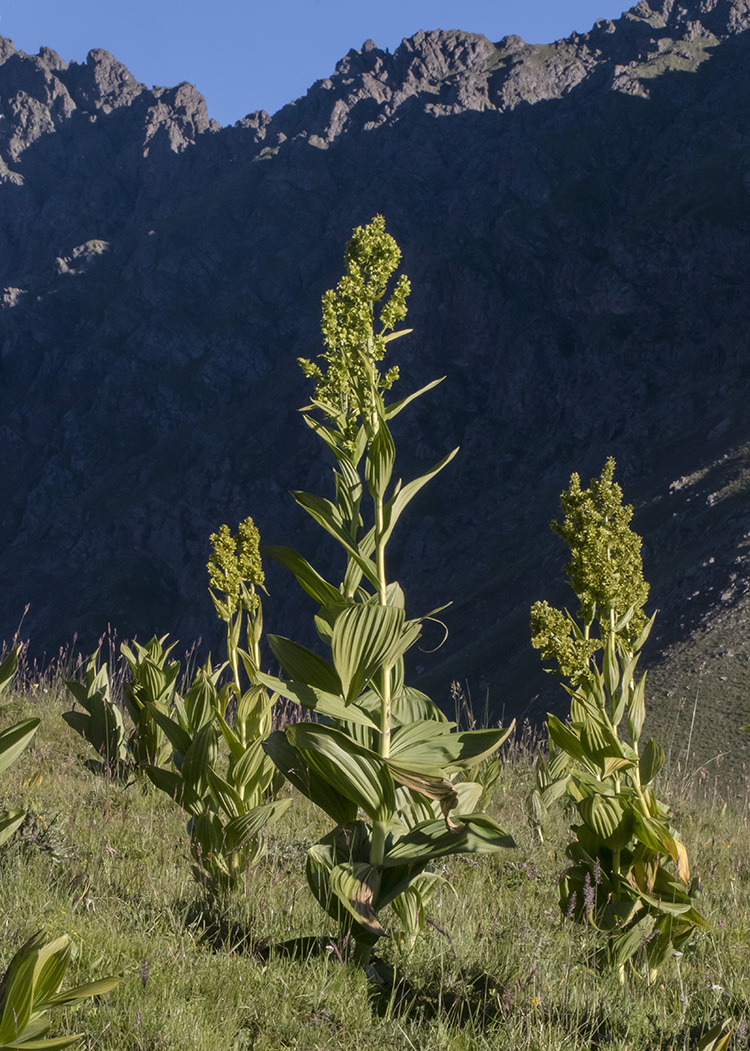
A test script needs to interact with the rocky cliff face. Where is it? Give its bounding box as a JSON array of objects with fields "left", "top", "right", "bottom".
[{"left": 1, "top": 0, "right": 750, "bottom": 724}]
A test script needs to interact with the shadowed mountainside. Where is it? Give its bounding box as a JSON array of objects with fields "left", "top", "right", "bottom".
[{"left": 1, "top": 0, "right": 749, "bottom": 745}]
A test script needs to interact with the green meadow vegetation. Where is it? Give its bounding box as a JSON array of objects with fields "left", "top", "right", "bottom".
[{"left": 1, "top": 218, "right": 749, "bottom": 1049}]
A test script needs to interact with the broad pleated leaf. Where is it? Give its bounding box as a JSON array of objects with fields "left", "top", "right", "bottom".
[
  {"left": 387, "top": 765, "right": 461, "bottom": 831},
  {"left": 267, "top": 635, "right": 341, "bottom": 694},
  {"left": 331, "top": 604, "right": 405, "bottom": 705},
  {"left": 286, "top": 723, "right": 395, "bottom": 821},
  {"left": 255, "top": 670, "right": 377, "bottom": 729},
  {"left": 609, "top": 914, "right": 655, "bottom": 967},
  {"left": 0, "top": 719, "right": 40, "bottom": 776},
  {"left": 264, "top": 546, "right": 342, "bottom": 607},
  {"left": 391, "top": 687, "right": 448, "bottom": 725},
  {"left": 329, "top": 863, "right": 387, "bottom": 936},
  {"left": 0, "top": 810, "right": 26, "bottom": 847},
  {"left": 365, "top": 421, "right": 395, "bottom": 501},
  {"left": 546, "top": 716, "right": 589, "bottom": 766},
  {"left": 627, "top": 673, "right": 647, "bottom": 743},
  {"left": 205, "top": 767, "right": 243, "bottom": 820},
  {"left": 601, "top": 755, "right": 635, "bottom": 778},
  {"left": 384, "top": 813, "right": 515, "bottom": 864},
  {"left": 230, "top": 738, "right": 268, "bottom": 792},
  {"left": 639, "top": 739, "right": 665, "bottom": 786},
  {"left": 579, "top": 794, "right": 633, "bottom": 850},
  {"left": 223, "top": 799, "right": 292, "bottom": 852},
  {"left": 390, "top": 722, "right": 514, "bottom": 776},
  {"left": 144, "top": 767, "right": 204, "bottom": 818},
  {"left": 181, "top": 723, "right": 219, "bottom": 792},
  {"left": 262, "top": 730, "right": 357, "bottom": 826},
  {"left": 147, "top": 705, "right": 192, "bottom": 760},
  {"left": 29, "top": 937, "right": 70, "bottom": 1007},
  {"left": 0, "top": 949, "right": 38, "bottom": 1044}
]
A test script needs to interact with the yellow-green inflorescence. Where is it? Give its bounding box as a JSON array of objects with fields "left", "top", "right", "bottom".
[
  {"left": 298, "top": 214, "right": 410, "bottom": 447},
  {"left": 207, "top": 516, "right": 264, "bottom": 617},
  {"left": 531, "top": 457, "right": 649, "bottom": 681}
]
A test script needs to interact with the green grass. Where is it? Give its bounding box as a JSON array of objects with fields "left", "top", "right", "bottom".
[{"left": 3, "top": 676, "right": 750, "bottom": 1050}]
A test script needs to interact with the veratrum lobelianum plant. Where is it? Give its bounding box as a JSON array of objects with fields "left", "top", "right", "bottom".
[
  {"left": 62, "top": 653, "right": 129, "bottom": 777},
  {"left": 120, "top": 635, "right": 178, "bottom": 768},
  {"left": 259, "top": 216, "right": 515, "bottom": 969},
  {"left": 144, "top": 518, "right": 290, "bottom": 892},
  {"left": 0, "top": 651, "right": 119, "bottom": 1046},
  {"left": 63, "top": 635, "right": 178, "bottom": 776},
  {"left": 529, "top": 458, "right": 706, "bottom": 979},
  {"left": 0, "top": 933, "right": 119, "bottom": 1050}
]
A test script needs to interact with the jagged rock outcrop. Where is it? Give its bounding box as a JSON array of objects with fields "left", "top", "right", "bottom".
[{"left": 1, "top": 0, "right": 749, "bottom": 729}]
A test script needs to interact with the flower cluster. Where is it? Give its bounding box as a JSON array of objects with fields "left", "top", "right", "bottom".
[
  {"left": 299, "top": 215, "right": 410, "bottom": 446},
  {"left": 207, "top": 516, "right": 264, "bottom": 617}
]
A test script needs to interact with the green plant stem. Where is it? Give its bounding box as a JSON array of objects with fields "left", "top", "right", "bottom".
[{"left": 361, "top": 489, "right": 392, "bottom": 968}]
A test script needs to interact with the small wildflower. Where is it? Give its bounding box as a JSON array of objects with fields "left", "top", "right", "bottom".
[
  {"left": 583, "top": 871, "right": 596, "bottom": 915},
  {"left": 566, "top": 891, "right": 577, "bottom": 920}
]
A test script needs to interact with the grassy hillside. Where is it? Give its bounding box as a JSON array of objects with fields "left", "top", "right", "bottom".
[{"left": 2, "top": 671, "right": 750, "bottom": 1050}]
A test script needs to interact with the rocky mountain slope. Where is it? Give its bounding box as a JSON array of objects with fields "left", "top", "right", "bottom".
[{"left": 1, "top": 0, "right": 749, "bottom": 742}]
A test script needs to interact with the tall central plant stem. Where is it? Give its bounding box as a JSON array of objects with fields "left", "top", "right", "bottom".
[
  {"left": 371, "top": 493, "right": 391, "bottom": 871},
  {"left": 355, "top": 490, "right": 391, "bottom": 970}
]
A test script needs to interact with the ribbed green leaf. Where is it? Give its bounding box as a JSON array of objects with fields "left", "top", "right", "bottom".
[
  {"left": 391, "top": 687, "right": 449, "bottom": 725},
  {"left": 384, "top": 377, "right": 444, "bottom": 420},
  {"left": 205, "top": 767, "right": 243, "bottom": 820},
  {"left": 286, "top": 723, "right": 395, "bottom": 821},
  {"left": 639, "top": 738, "right": 665, "bottom": 786},
  {"left": 29, "top": 937, "right": 70, "bottom": 1008},
  {"left": 266, "top": 636, "right": 341, "bottom": 694},
  {"left": 148, "top": 705, "right": 192, "bottom": 760},
  {"left": 388, "top": 722, "right": 512, "bottom": 776},
  {"left": 262, "top": 731, "right": 357, "bottom": 826},
  {"left": 579, "top": 794, "right": 633, "bottom": 850},
  {"left": 291, "top": 491, "right": 379, "bottom": 588},
  {"left": 381, "top": 448, "right": 459, "bottom": 547},
  {"left": 609, "top": 914, "right": 655, "bottom": 967},
  {"left": 0, "top": 811, "right": 26, "bottom": 848},
  {"left": 41, "top": 974, "right": 120, "bottom": 1009},
  {"left": 223, "top": 799, "right": 292, "bottom": 851},
  {"left": 264, "top": 546, "right": 343, "bottom": 607},
  {"left": 181, "top": 723, "right": 219, "bottom": 792},
  {"left": 547, "top": 716, "right": 588, "bottom": 765},
  {"left": 601, "top": 755, "right": 635, "bottom": 778},
  {"left": 331, "top": 604, "right": 405, "bottom": 704},
  {"left": 365, "top": 421, "right": 395, "bottom": 501},
  {"left": 0, "top": 719, "right": 40, "bottom": 776},
  {"left": 384, "top": 813, "right": 515, "bottom": 865},
  {"left": 144, "top": 767, "right": 204, "bottom": 818},
  {"left": 229, "top": 738, "right": 267, "bottom": 792},
  {"left": 329, "top": 863, "right": 386, "bottom": 936},
  {"left": 0, "top": 946, "right": 35, "bottom": 1044},
  {"left": 0, "top": 649, "right": 19, "bottom": 695},
  {"left": 255, "top": 671, "right": 378, "bottom": 729}
]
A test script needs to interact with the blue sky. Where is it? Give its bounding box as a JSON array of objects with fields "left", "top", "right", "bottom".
[{"left": 1, "top": 1, "right": 631, "bottom": 127}]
